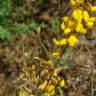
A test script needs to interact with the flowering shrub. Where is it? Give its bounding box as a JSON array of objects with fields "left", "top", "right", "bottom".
[
  {"left": 17, "top": 52, "right": 65, "bottom": 96},
  {"left": 53, "top": 0, "right": 96, "bottom": 47},
  {"left": 17, "top": 1, "right": 96, "bottom": 96}
]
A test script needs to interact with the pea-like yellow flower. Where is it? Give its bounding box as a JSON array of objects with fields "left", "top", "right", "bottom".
[
  {"left": 44, "top": 85, "right": 55, "bottom": 96},
  {"left": 38, "top": 81, "right": 47, "bottom": 90},
  {"left": 83, "top": 11, "right": 89, "bottom": 22},
  {"left": 75, "top": 22, "right": 87, "bottom": 33},
  {"left": 49, "top": 51, "right": 60, "bottom": 59},
  {"left": 44, "top": 91, "right": 55, "bottom": 96},
  {"left": 51, "top": 76, "right": 58, "bottom": 85},
  {"left": 61, "top": 22, "right": 65, "bottom": 30},
  {"left": 88, "top": 17, "right": 96, "bottom": 22},
  {"left": 72, "top": 9, "right": 83, "bottom": 22},
  {"left": 80, "top": 28, "right": 87, "bottom": 34},
  {"left": 30, "top": 95, "right": 35, "bottom": 96},
  {"left": 62, "top": 16, "right": 69, "bottom": 22},
  {"left": 83, "top": 11, "right": 96, "bottom": 28},
  {"left": 24, "top": 86, "right": 32, "bottom": 93},
  {"left": 46, "top": 85, "right": 55, "bottom": 91},
  {"left": 41, "top": 60, "right": 53, "bottom": 65},
  {"left": 52, "top": 38, "right": 67, "bottom": 46},
  {"left": 64, "top": 28, "right": 71, "bottom": 34},
  {"left": 76, "top": 0, "right": 84, "bottom": 4},
  {"left": 59, "top": 79, "right": 65, "bottom": 87},
  {"left": 68, "top": 35, "right": 78, "bottom": 47},
  {"left": 75, "top": 22, "right": 83, "bottom": 32},
  {"left": 70, "top": 0, "right": 76, "bottom": 6},
  {"left": 86, "top": 21, "right": 94, "bottom": 28},
  {"left": 70, "top": 0, "right": 84, "bottom": 6},
  {"left": 18, "top": 91, "right": 25, "bottom": 96},
  {"left": 91, "top": 5, "right": 96, "bottom": 12},
  {"left": 68, "top": 20, "right": 75, "bottom": 27}
]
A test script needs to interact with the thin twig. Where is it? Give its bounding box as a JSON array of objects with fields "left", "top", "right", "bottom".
[
  {"left": 33, "top": 31, "right": 50, "bottom": 93},
  {"left": 37, "top": 31, "right": 49, "bottom": 58}
]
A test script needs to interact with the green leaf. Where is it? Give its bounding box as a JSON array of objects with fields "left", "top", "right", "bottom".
[
  {"left": 0, "top": 26, "right": 11, "bottom": 40},
  {"left": 51, "top": 18, "right": 60, "bottom": 30},
  {"left": 0, "top": 0, "right": 12, "bottom": 17},
  {"left": 14, "top": 23, "right": 29, "bottom": 34}
]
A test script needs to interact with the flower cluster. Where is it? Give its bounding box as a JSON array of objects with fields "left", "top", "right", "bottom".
[
  {"left": 38, "top": 71, "right": 65, "bottom": 96},
  {"left": 53, "top": 0, "right": 96, "bottom": 47},
  {"left": 17, "top": 54, "right": 65, "bottom": 96}
]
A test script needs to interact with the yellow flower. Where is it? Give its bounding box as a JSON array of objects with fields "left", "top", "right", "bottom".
[
  {"left": 83, "top": 11, "right": 89, "bottom": 22},
  {"left": 53, "top": 71, "right": 58, "bottom": 76},
  {"left": 44, "top": 85, "right": 55, "bottom": 96},
  {"left": 41, "top": 60, "right": 53, "bottom": 65},
  {"left": 75, "top": 22, "right": 87, "bottom": 33},
  {"left": 91, "top": 5, "right": 96, "bottom": 12},
  {"left": 32, "top": 65, "right": 35, "bottom": 70},
  {"left": 76, "top": 0, "right": 84, "bottom": 4},
  {"left": 38, "top": 81, "right": 47, "bottom": 90},
  {"left": 61, "top": 22, "right": 65, "bottom": 30},
  {"left": 68, "top": 35, "right": 78, "bottom": 47},
  {"left": 30, "top": 95, "right": 35, "bottom": 96},
  {"left": 64, "top": 28, "right": 71, "bottom": 34},
  {"left": 51, "top": 52, "right": 60, "bottom": 57},
  {"left": 24, "top": 86, "right": 32, "bottom": 93},
  {"left": 75, "top": 22, "right": 83, "bottom": 32},
  {"left": 44, "top": 93, "right": 52, "bottom": 96},
  {"left": 70, "top": 0, "right": 76, "bottom": 6},
  {"left": 52, "top": 38, "right": 67, "bottom": 46},
  {"left": 68, "top": 20, "right": 75, "bottom": 27},
  {"left": 51, "top": 76, "right": 58, "bottom": 85},
  {"left": 80, "top": 28, "right": 87, "bottom": 34},
  {"left": 44, "top": 90, "right": 55, "bottom": 96},
  {"left": 18, "top": 91, "right": 25, "bottom": 96},
  {"left": 62, "top": 16, "right": 69, "bottom": 22},
  {"left": 59, "top": 79, "right": 65, "bottom": 87},
  {"left": 22, "top": 78, "right": 28, "bottom": 81},
  {"left": 88, "top": 17, "right": 96, "bottom": 22},
  {"left": 46, "top": 85, "right": 55, "bottom": 91},
  {"left": 49, "top": 52, "right": 60, "bottom": 59},
  {"left": 72, "top": 9, "right": 83, "bottom": 22},
  {"left": 86, "top": 21, "right": 94, "bottom": 28}
]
